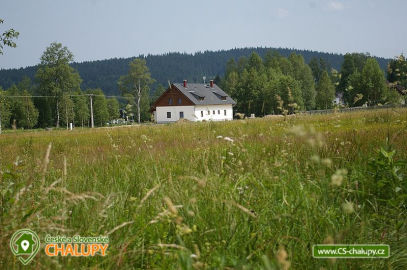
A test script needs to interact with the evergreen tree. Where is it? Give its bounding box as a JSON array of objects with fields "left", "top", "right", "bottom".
[
  {"left": 225, "top": 59, "right": 238, "bottom": 77},
  {"left": 248, "top": 52, "right": 264, "bottom": 72},
  {"left": 339, "top": 53, "right": 367, "bottom": 104},
  {"left": 151, "top": 84, "right": 166, "bottom": 103},
  {"left": 360, "top": 58, "right": 387, "bottom": 106},
  {"left": 288, "top": 54, "right": 316, "bottom": 110},
  {"left": 315, "top": 71, "right": 335, "bottom": 109}
]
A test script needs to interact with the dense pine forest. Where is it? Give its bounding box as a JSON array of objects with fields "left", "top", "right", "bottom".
[{"left": 0, "top": 47, "right": 390, "bottom": 96}]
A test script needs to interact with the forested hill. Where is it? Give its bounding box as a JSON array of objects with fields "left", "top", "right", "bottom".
[{"left": 0, "top": 47, "right": 390, "bottom": 95}]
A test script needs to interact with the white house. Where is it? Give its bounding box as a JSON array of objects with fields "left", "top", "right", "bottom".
[{"left": 151, "top": 80, "right": 236, "bottom": 123}]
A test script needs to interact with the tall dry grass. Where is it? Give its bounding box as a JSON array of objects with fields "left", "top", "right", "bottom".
[{"left": 0, "top": 108, "right": 406, "bottom": 269}]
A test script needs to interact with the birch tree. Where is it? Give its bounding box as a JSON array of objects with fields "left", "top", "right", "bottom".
[{"left": 118, "top": 59, "right": 154, "bottom": 123}]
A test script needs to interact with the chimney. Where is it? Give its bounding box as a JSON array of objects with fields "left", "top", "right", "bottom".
[
  {"left": 210, "top": 80, "right": 214, "bottom": 88},
  {"left": 183, "top": 80, "right": 187, "bottom": 88}
]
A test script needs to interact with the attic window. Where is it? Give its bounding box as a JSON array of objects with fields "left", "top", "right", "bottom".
[
  {"left": 191, "top": 92, "right": 205, "bottom": 101},
  {"left": 213, "top": 91, "right": 227, "bottom": 100},
  {"left": 168, "top": 98, "right": 173, "bottom": 105}
]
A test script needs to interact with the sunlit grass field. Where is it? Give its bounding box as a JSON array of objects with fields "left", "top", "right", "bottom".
[{"left": 1, "top": 108, "right": 407, "bottom": 269}]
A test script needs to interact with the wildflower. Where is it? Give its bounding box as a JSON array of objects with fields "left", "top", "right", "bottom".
[
  {"left": 310, "top": 155, "right": 320, "bottom": 163},
  {"left": 331, "top": 169, "right": 348, "bottom": 186},
  {"left": 276, "top": 246, "right": 291, "bottom": 270},
  {"left": 323, "top": 235, "right": 334, "bottom": 245},
  {"left": 321, "top": 158, "right": 332, "bottom": 168},
  {"left": 189, "top": 198, "right": 197, "bottom": 204},
  {"left": 307, "top": 138, "right": 316, "bottom": 147},
  {"left": 342, "top": 201, "right": 354, "bottom": 214},
  {"left": 216, "top": 135, "right": 223, "bottom": 139},
  {"left": 192, "top": 225, "right": 197, "bottom": 232},
  {"left": 224, "top": 137, "right": 234, "bottom": 143},
  {"left": 14, "top": 156, "right": 22, "bottom": 166},
  {"left": 176, "top": 224, "right": 193, "bottom": 235},
  {"left": 289, "top": 125, "right": 306, "bottom": 137}
]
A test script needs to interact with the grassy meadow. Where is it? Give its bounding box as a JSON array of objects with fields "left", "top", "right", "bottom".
[{"left": 1, "top": 108, "right": 407, "bottom": 269}]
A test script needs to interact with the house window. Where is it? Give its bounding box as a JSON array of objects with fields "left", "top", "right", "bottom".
[
  {"left": 178, "top": 98, "right": 182, "bottom": 105},
  {"left": 213, "top": 110, "right": 215, "bottom": 115},
  {"left": 208, "top": 110, "right": 210, "bottom": 115},
  {"left": 167, "top": 112, "right": 171, "bottom": 118},
  {"left": 201, "top": 111, "right": 203, "bottom": 117},
  {"left": 168, "top": 98, "right": 173, "bottom": 105},
  {"left": 179, "top": 111, "right": 184, "bottom": 119},
  {"left": 224, "top": 110, "right": 227, "bottom": 116},
  {"left": 218, "top": 110, "right": 220, "bottom": 114}
]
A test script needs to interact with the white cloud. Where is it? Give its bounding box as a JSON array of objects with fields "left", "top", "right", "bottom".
[
  {"left": 277, "top": 8, "right": 289, "bottom": 18},
  {"left": 328, "top": 1, "right": 344, "bottom": 11}
]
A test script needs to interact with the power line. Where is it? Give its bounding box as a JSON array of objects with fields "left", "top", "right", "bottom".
[
  {"left": 0, "top": 94, "right": 130, "bottom": 132},
  {"left": 2, "top": 94, "right": 129, "bottom": 99}
]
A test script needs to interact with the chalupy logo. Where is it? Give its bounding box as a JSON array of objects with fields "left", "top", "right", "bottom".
[{"left": 10, "top": 229, "right": 40, "bottom": 265}]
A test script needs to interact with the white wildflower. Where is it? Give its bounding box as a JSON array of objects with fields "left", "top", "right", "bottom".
[
  {"left": 321, "top": 158, "right": 332, "bottom": 168},
  {"left": 311, "top": 155, "right": 320, "bottom": 163},
  {"left": 342, "top": 201, "right": 354, "bottom": 214},
  {"left": 331, "top": 169, "right": 348, "bottom": 186}
]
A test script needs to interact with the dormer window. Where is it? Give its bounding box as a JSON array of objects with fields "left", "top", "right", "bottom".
[{"left": 213, "top": 91, "right": 227, "bottom": 100}]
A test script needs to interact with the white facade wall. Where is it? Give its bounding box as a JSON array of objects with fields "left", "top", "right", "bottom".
[
  {"left": 194, "top": 104, "right": 233, "bottom": 121},
  {"left": 155, "top": 104, "right": 233, "bottom": 123},
  {"left": 155, "top": 106, "right": 195, "bottom": 123}
]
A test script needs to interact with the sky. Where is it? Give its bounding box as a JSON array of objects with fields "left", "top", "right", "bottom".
[{"left": 0, "top": 0, "right": 406, "bottom": 69}]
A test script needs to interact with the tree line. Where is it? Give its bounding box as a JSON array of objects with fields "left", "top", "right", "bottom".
[
  {"left": 0, "top": 42, "right": 124, "bottom": 130},
  {"left": 0, "top": 47, "right": 391, "bottom": 96},
  {"left": 219, "top": 51, "right": 406, "bottom": 116}
]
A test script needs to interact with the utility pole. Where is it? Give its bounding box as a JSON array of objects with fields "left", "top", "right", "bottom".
[
  {"left": 89, "top": 94, "right": 94, "bottom": 128},
  {"left": 137, "top": 79, "right": 141, "bottom": 124}
]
